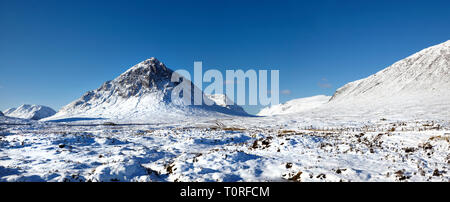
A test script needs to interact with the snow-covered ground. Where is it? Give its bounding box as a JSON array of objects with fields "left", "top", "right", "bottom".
[{"left": 0, "top": 115, "right": 448, "bottom": 182}]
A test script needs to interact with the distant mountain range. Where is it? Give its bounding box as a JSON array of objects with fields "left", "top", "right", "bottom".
[
  {"left": 3, "top": 41, "right": 449, "bottom": 122},
  {"left": 3, "top": 104, "right": 56, "bottom": 120}
]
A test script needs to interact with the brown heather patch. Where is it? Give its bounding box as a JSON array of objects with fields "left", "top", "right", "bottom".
[
  {"left": 222, "top": 127, "right": 246, "bottom": 132},
  {"left": 288, "top": 171, "right": 302, "bottom": 182},
  {"left": 428, "top": 135, "right": 450, "bottom": 142}
]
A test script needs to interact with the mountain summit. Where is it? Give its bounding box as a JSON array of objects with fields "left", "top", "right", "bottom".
[
  {"left": 45, "top": 58, "right": 248, "bottom": 122},
  {"left": 108, "top": 57, "right": 174, "bottom": 98}
]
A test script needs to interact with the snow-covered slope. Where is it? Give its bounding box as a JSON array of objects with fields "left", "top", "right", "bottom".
[
  {"left": 323, "top": 40, "right": 450, "bottom": 120},
  {"left": 206, "top": 94, "right": 247, "bottom": 115},
  {"left": 330, "top": 40, "right": 450, "bottom": 103},
  {"left": 4, "top": 104, "right": 56, "bottom": 120},
  {"left": 258, "top": 95, "right": 330, "bottom": 116},
  {"left": 3, "top": 108, "right": 16, "bottom": 114},
  {"left": 44, "top": 58, "right": 248, "bottom": 123},
  {"left": 260, "top": 40, "right": 450, "bottom": 120}
]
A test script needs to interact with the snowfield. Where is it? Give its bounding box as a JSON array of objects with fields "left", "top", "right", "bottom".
[{"left": 0, "top": 116, "right": 448, "bottom": 182}]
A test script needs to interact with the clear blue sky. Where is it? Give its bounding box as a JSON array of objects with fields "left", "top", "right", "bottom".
[{"left": 1, "top": 0, "right": 450, "bottom": 114}]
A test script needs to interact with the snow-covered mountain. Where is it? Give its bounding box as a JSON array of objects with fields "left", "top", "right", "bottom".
[
  {"left": 45, "top": 58, "right": 248, "bottom": 122},
  {"left": 206, "top": 94, "right": 247, "bottom": 115},
  {"left": 4, "top": 104, "right": 56, "bottom": 120},
  {"left": 326, "top": 40, "right": 450, "bottom": 119},
  {"left": 3, "top": 108, "right": 17, "bottom": 114},
  {"left": 330, "top": 40, "right": 450, "bottom": 103},
  {"left": 258, "top": 95, "right": 330, "bottom": 116},
  {"left": 259, "top": 40, "right": 450, "bottom": 119},
  {"left": 0, "top": 111, "right": 3, "bottom": 116}
]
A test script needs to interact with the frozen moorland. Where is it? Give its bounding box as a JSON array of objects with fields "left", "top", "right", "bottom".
[
  {"left": 0, "top": 116, "right": 448, "bottom": 182},
  {"left": 1, "top": 40, "right": 449, "bottom": 182}
]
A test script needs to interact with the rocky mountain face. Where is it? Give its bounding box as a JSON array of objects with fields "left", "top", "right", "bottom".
[{"left": 4, "top": 104, "right": 56, "bottom": 120}]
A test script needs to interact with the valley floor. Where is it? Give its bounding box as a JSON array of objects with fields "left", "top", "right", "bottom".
[{"left": 0, "top": 116, "right": 449, "bottom": 182}]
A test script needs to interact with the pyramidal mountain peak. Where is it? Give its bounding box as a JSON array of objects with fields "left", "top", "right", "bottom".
[
  {"left": 105, "top": 57, "right": 175, "bottom": 98},
  {"left": 45, "top": 58, "right": 248, "bottom": 123}
]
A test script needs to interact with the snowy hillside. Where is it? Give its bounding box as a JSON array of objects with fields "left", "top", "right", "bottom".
[
  {"left": 4, "top": 104, "right": 56, "bottom": 120},
  {"left": 206, "top": 94, "right": 247, "bottom": 115},
  {"left": 331, "top": 40, "right": 450, "bottom": 103},
  {"left": 44, "top": 58, "right": 248, "bottom": 123},
  {"left": 259, "top": 40, "right": 450, "bottom": 120},
  {"left": 258, "top": 95, "right": 330, "bottom": 116},
  {"left": 324, "top": 40, "right": 450, "bottom": 120},
  {"left": 3, "top": 108, "right": 16, "bottom": 114}
]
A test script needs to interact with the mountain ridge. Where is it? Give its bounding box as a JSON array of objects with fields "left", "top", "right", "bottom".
[
  {"left": 330, "top": 40, "right": 450, "bottom": 103},
  {"left": 259, "top": 40, "right": 450, "bottom": 119}
]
